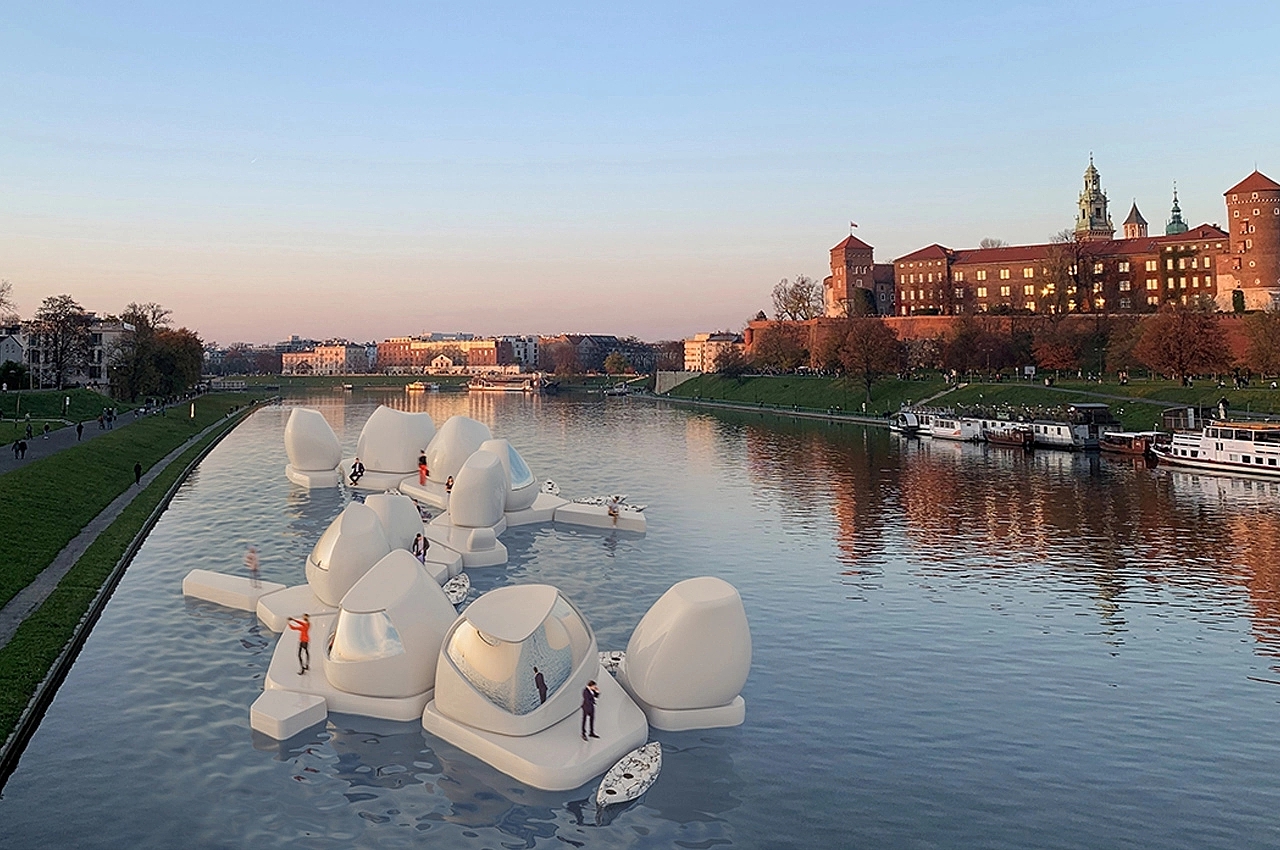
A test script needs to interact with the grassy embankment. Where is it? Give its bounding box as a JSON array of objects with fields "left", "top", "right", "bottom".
[
  {"left": 0, "top": 393, "right": 251, "bottom": 609},
  {"left": 0, "top": 388, "right": 137, "bottom": 441},
  {"left": 0, "top": 401, "right": 257, "bottom": 746},
  {"left": 664, "top": 374, "right": 1280, "bottom": 432}
]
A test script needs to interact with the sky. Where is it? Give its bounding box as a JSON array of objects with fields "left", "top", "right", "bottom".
[{"left": 3, "top": 1, "right": 1279, "bottom": 345}]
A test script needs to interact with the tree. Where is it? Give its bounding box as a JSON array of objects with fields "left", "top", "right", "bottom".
[
  {"left": 0, "top": 279, "right": 16, "bottom": 323},
  {"left": 603, "top": 351, "right": 631, "bottom": 375},
  {"left": 979, "top": 238, "right": 1008, "bottom": 249},
  {"left": 772, "top": 275, "right": 823, "bottom": 321},
  {"left": 31, "top": 295, "right": 91, "bottom": 389},
  {"left": 752, "top": 324, "right": 808, "bottom": 372},
  {"left": 547, "top": 341, "right": 582, "bottom": 376},
  {"left": 943, "top": 317, "right": 1015, "bottom": 374},
  {"left": 836, "top": 286, "right": 877, "bottom": 318},
  {"left": 1132, "top": 304, "right": 1232, "bottom": 383},
  {"left": 154, "top": 327, "right": 204, "bottom": 395},
  {"left": 0, "top": 360, "right": 29, "bottom": 390},
  {"left": 1031, "top": 321, "right": 1083, "bottom": 373},
  {"left": 713, "top": 345, "right": 751, "bottom": 378},
  {"left": 837, "top": 318, "right": 902, "bottom": 402},
  {"left": 109, "top": 303, "right": 203, "bottom": 399},
  {"left": 1244, "top": 311, "right": 1280, "bottom": 375}
]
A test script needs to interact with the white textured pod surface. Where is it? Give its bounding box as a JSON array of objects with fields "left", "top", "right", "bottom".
[
  {"left": 355, "top": 406, "right": 437, "bottom": 474},
  {"left": 479, "top": 438, "right": 539, "bottom": 512},
  {"left": 425, "top": 416, "right": 492, "bottom": 483},
  {"left": 364, "top": 492, "right": 425, "bottom": 551},
  {"left": 305, "top": 503, "right": 393, "bottom": 607},
  {"left": 447, "top": 450, "right": 507, "bottom": 529},
  {"left": 619, "top": 577, "right": 751, "bottom": 711},
  {"left": 284, "top": 408, "right": 341, "bottom": 472}
]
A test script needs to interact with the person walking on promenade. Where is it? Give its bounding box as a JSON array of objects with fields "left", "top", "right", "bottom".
[
  {"left": 581, "top": 680, "right": 600, "bottom": 740},
  {"left": 42, "top": 423, "right": 50, "bottom": 439},
  {"left": 18, "top": 440, "right": 27, "bottom": 459},
  {"left": 287, "top": 614, "right": 311, "bottom": 675},
  {"left": 76, "top": 421, "right": 84, "bottom": 441},
  {"left": 418, "top": 450, "right": 428, "bottom": 486},
  {"left": 134, "top": 461, "right": 143, "bottom": 486},
  {"left": 10, "top": 440, "right": 17, "bottom": 459},
  {"left": 535, "top": 666, "right": 548, "bottom": 705},
  {"left": 25, "top": 423, "right": 32, "bottom": 440},
  {"left": 98, "top": 414, "right": 105, "bottom": 430},
  {"left": 245, "top": 546, "right": 260, "bottom": 588}
]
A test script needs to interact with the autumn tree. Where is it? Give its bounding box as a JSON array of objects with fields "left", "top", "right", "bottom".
[
  {"left": 771, "top": 275, "right": 823, "bottom": 321},
  {"left": 31, "top": 295, "right": 91, "bottom": 388},
  {"left": 1131, "top": 304, "right": 1232, "bottom": 384},
  {"left": 942, "top": 317, "right": 1016, "bottom": 374},
  {"left": 837, "top": 318, "right": 902, "bottom": 402},
  {"left": 603, "top": 351, "right": 632, "bottom": 375},
  {"left": 1031, "top": 321, "right": 1083, "bottom": 373},
  {"left": 1244, "top": 310, "right": 1280, "bottom": 375},
  {"left": 547, "top": 342, "right": 582, "bottom": 376},
  {"left": 110, "top": 303, "right": 204, "bottom": 399},
  {"left": 752, "top": 323, "right": 808, "bottom": 372},
  {"left": 713, "top": 345, "right": 751, "bottom": 378}
]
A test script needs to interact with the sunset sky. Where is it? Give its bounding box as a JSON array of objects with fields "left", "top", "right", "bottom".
[{"left": 3, "top": 1, "right": 1279, "bottom": 344}]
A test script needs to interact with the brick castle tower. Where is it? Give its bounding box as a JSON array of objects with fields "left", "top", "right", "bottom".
[
  {"left": 1220, "top": 170, "right": 1280, "bottom": 311},
  {"left": 825, "top": 234, "right": 875, "bottom": 316}
]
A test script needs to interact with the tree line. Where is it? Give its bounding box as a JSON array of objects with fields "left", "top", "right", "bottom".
[{"left": 718, "top": 304, "right": 1280, "bottom": 397}]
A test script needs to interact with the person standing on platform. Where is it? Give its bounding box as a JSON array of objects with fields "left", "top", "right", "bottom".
[
  {"left": 245, "top": 546, "right": 260, "bottom": 588},
  {"left": 418, "top": 450, "right": 428, "bottom": 486},
  {"left": 287, "top": 614, "right": 311, "bottom": 675},
  {"left": 445, "top": 475, "right": 454, "bottom": 493},
  {"left": 581, "top": 680, "right": 600, "bottom": 740}
]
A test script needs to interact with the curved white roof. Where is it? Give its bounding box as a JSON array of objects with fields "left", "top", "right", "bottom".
[{"left": 463, "top": 584, "right": 559, "bottom": 643}]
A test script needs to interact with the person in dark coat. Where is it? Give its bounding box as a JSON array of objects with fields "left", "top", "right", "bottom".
[
  {"left": 134, "top": 461, "right": 143, "bottom": 486},
  {"left": 534, "top": 666, "right": 547, "bottom": 704},
  {"left": 76, "top": 421, "right": 84, "bottom": 441},
  {"left": 581, "top": 680, "right": 600, "bottom": 740},
  {"left": 349, "top": 457, "right": 365, "bottom": 486}
]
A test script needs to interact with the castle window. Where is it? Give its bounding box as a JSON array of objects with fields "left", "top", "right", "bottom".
[
  {"left": 1120, "top": 297, "right": 1132, "bottom": 309},
  {"left": 1094, "top": 262, "right": 1104, "bottom": 274},
  {"left": 954, "top": 288, "right": 965, "bottom": 299},
  {"left": 1148, "top": 295, "right": 1160, "bottom": 305},
  {"left": 1247, "top": 240, "right": 1253, "bottom": 250},
  {"left": 1204, "top": 256, "right": 1211, "bottom": 267},
  {"left": 1145, "top": 260, "right": 1158, "bottom": 271},
  {"left": 1192, "top": 277, "right": 1199, "bottom": 287},
  {"left": 955, "top": 271, "right": 965, "bottom": 282},
  {"left": 1026, "top": 301, "right": 1036, "bottom": 312},
  {"left": 1232, "top": 195, "right": 1238, "bottom": 202},
  {"left": 977, "top": 286, "right": 988, "bottom": 298},
  {"left": 1119, "top": 280, "right": 1131, "bottom": 291},
  {"left": 1023, "top": 284, "right": 1034, "bottom": 296},
  {"left": 1146, "top": 279, "right": 1158, "bottom": 290},
  {"left": 1000, "top": 285, "right": 1011, "bottom": 297},
  {"left": 1119, "top": 261, "right": 1130, "bottom": 272},
  {"left": 999, "top": 269, "right": 1010, "bottom": 279},
  {"left": 1234, "top": 210, "right": 1240, "bottom": 218},
  {"left": 1178, "top": 258, "right": 1185, "bottom": 269},
  {"left": 1166, "top": 259, "right": 1174, "bottom": 270},
  {"left": 1023, "top": 267, "right": 1034, "bottom": 278},
  {"left": 1167, "top": 278, "right": 1175, "bottom": 289},
  {"left": 976, "top": 270, "right": 987, "bottom": 281},
  {"left": 1180, "top": 277, "right": 1187, "bottom": 289},
  {"left": 1255, "top": 209, "right": 1261, "bottom": 216}
]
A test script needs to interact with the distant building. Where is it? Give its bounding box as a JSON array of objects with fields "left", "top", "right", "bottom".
[
  {"left": 1219, "top": 170, "right": 1280, "bottom": 311},
  {"left": 823, "top": 236, "right": 896, "bottom": 317},
  {"left": 683, "top": 333, "right": 743, "bottom": 373},
  {"left": 0, "top": 326, "right": 25, "bottom": 369},
  {"left": 501, "top": 335, "right": 540, "bottom": 369},
  {"left": 281, "top": 341, "right": 368, "bottom": 375},
  {"left": 375, "top": 336, "right": 514, "bottom": 374},
  {"left": 24, "top": 314, "right": 125, "bottom": 389}
]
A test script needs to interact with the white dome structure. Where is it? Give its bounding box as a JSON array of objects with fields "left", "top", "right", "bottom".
[
  {"left": 356, "top": 406, "right": 437, "bottom": 474},
  {"left": 283, "top": 408, "right": 342, "bottom": 487},
  {"left": 478, "top": 438, "right": 538, "bottom": 512},
  {"left": 425, "top": 416, "right": 492, "bottom": 484},
  {"left": 616, "top": 577, "right": 751, "bottom": 731},
  {"left": 325, "top": 550, "right": 459, "bottom": 699},
  {"left": 363, "top": 492, "right": 424, "bottom": 551},
  {"left": 447, "top": 450, "right": 508, "bottom": 529},
  {"left": 423, "top": 584, "right": 649, "bottom": 790},
  {"left": 305, "top": 502, "right": 393, "bottom": 607}
]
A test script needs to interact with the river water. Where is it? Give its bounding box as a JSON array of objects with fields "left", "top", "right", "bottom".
[{"left": 2, "top": 392, "right": 1280, "bottom": 849}]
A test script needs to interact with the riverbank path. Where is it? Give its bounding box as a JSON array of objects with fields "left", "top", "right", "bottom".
[
  {"left": 0, "top": 412, "right": 245, "bottom": 651},
  {"left": 0, "top": 414, "right": 140, "bottom": 475}
]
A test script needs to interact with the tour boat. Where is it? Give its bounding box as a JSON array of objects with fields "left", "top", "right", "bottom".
[
  {"left": 985, "top": 425, "right": 1034, "bottom": 450},
  {"left": 406, "top": 381, "right": 427, "bottom": 392},
  {"left": 602, "top": 382, "right": 630, "bottom": 397},
  {"left": 888, "top": 411, "right": 922, "bottom": 437},
  {"left": 929, "top": 416, "right": 984, "bottom": 442},
  {"left": 1153, "top": 420, "right": 1280, "bottom": 478},
  {"left": 467, "top": 375, "right": 542, "bottom": 393},
  {"left": 1030, "top": 403, "right": 1121, "bottom": 450},
  {"left": 1099, "top": 431, "right": 1162, "bottom": 456}
]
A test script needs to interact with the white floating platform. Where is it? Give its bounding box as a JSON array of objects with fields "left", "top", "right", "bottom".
[
  {"left": 250, "top": 689, "right": 328, "bottom": 740},
  {"left": 424, "top": 545, "right": 464, "bottom": 580},
  {"left": 633, "top": 696, "right": 746, "bottom": 732},
  {"left": 505, "top": 492, "right": 568, "bottom": 527},
  {"left": 339, "top": 459, "right": 414, "bottom": 492},
  {"left": 421, "top": 670, "right": 648, "bottom": 791},
  {"left": 285, "top": 465, "right": 341, "bottom": 489},
  {"left": 423, "top": 524, "right": 508, "bottom": 568},
  {"left": 399, "top": 478, "right": 450, "bottom": 510},
  {"left": 265, "top": 615, "right": 432, "bottom": 722},
  {"left": 429, "top": 511, "right": 507, "bottom": 537},
  {"left": 256, "top": 584, "right": 337, "bottom": 633},
  {"left": 182, "top": 569, "right": 286, "bottom": 612},
  {"left": 554, "top": 503, "right": 647, "bottom": 533}
]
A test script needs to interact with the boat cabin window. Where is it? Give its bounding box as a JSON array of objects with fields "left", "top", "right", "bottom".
[
  {"left": 1255, "top": 431, "right": 1280, "bottom": 444},
  {"left": 1235, "top": 430, "right": 1254, "bottom": 441}
]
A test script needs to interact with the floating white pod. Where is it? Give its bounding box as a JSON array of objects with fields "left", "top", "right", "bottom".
[
  {"left": 448, "top": 450, "right": 508, "bottom": 529},
  {"left": 305, "top": 502, "right": 393, "bottom": 607},
  {"left": 363, "top": 492, "right": 425, "bottom": 551},
  {"left": 355, "top": 406, "right": 437, "bottom": 476},
  {"left": 325, "top": 550, "right": 458, "bottom": 699},
  {"left": 616, "top": 577, "right": 750, "bottom": 731},
  {"left": 425, "top": 416, "right": 493, "bottom": 484},
  {"left": 479, "top": 438, "right": 539, "bottom": 512},
  {"left": 284, "top": 408, "right": 342, "bottom": 487}
]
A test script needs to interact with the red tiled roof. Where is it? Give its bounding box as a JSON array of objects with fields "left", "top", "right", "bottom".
[
  {"left": 894, "top": 244, "right": 952, "bottom": 263},
  {"left": 831, "top": 235, "right": 874, "bottom": 252},
  {"left": 1225, "top": 170, "right": 1280, "bottom": 195}
]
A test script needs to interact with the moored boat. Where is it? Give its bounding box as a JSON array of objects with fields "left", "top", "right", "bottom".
[
  {"left": 1153, "top": 420, "right": 1280, "bottom": 477},
  {"left": 467, "top": 374, "right": 544, "bottom": 393},
  {"left": 1099, "top": 431, "right": 1162, "bottom": 456},
  {"left": 986, "top": 425, "right": 1033, "bottom": 450},
  {"left": 930, "top": 416, "right": 984, "bottom": 442},
  {"left": 889, "top": 411, "right": 922, "bottom": 437},
  {"left": 1031, "top": 403, "right": 1121, "bottom": 450}
]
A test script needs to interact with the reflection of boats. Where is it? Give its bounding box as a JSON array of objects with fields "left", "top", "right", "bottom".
[
  {"left": 1099, "top": 431, "right": 1161, "bottom": 456},
  {"left": 1153, "top": 420, "right": 1280, "bottom": 477},
  {"left": 342, "top": 383, "right": 354, "bottom": 390},
  {"left": 889, "top": 411, "right": 921, "bottom": 437},
  {"left": 468, "top": 374, "right": 544, "bottom": 393},
  {"left": 930, "top": 416, "right": 983, "bottom": 442},
  {"left": 603, "top": 382, "right": 630, "bottom": 397},
  {"left": 1031, "top": 403, "right": 1121, "bottom": 450},
  {"left": 985, "top": 425, "right": 1033, "bottom": 450}
]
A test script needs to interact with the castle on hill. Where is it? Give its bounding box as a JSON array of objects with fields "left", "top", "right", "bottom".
[{"left": 823, "top": 161, "right": 1280, "bottom": 318}]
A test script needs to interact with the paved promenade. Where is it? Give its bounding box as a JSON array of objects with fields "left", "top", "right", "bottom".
[
  {"left": 0, "top": 415, "right": 133, "bottom": 475},
  {"left": 0, "top": 413, "right": 238, "bottom": 651}
]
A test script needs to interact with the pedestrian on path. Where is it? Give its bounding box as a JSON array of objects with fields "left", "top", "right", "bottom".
[
  {"left": 76, "top": 421, "right": 84, "bottom": 441},
  {"left": 10, "top": 440, "right": 17, "bottom": 459},
  {"left": 287, "top": 614, "right": 311, "bottom": 675},
  {"left": 25, "top": 423, "right": 32, "bottom": 440},
  {"left": 134, "top": 461, "right": 143, "bottom": 486},
  {"left": 245, "top": 546, "right": 260, "bottom": 588},
  {"left": 42, "top": 423, "right": 50, "bottom": 440},
  {"left": 18, "top": 440, "right": 27, "bottom": 459}
]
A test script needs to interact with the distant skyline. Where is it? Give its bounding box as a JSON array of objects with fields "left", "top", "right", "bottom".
[{"left": 3, "top": 2, "right": 1279, "bottom": 344}]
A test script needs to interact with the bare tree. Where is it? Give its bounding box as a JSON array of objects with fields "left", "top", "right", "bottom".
[
  {"left": 837, "top": 318, "right": 902, "bottom": 402},
  {"left": 772, "top": 275, "right": 823, "bottom": 321},
  {"left": 979, "top": 238, "right": 1008, "bottom": 249},
  {"left": 0, "top": 279, "right": 16, "bottom": 323},
  {"left": 31, "top": 295, "right": 91, "bottom": 388},
  {"left": 1244, "top": 311, "right": 1280, "bottom": 376}
]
